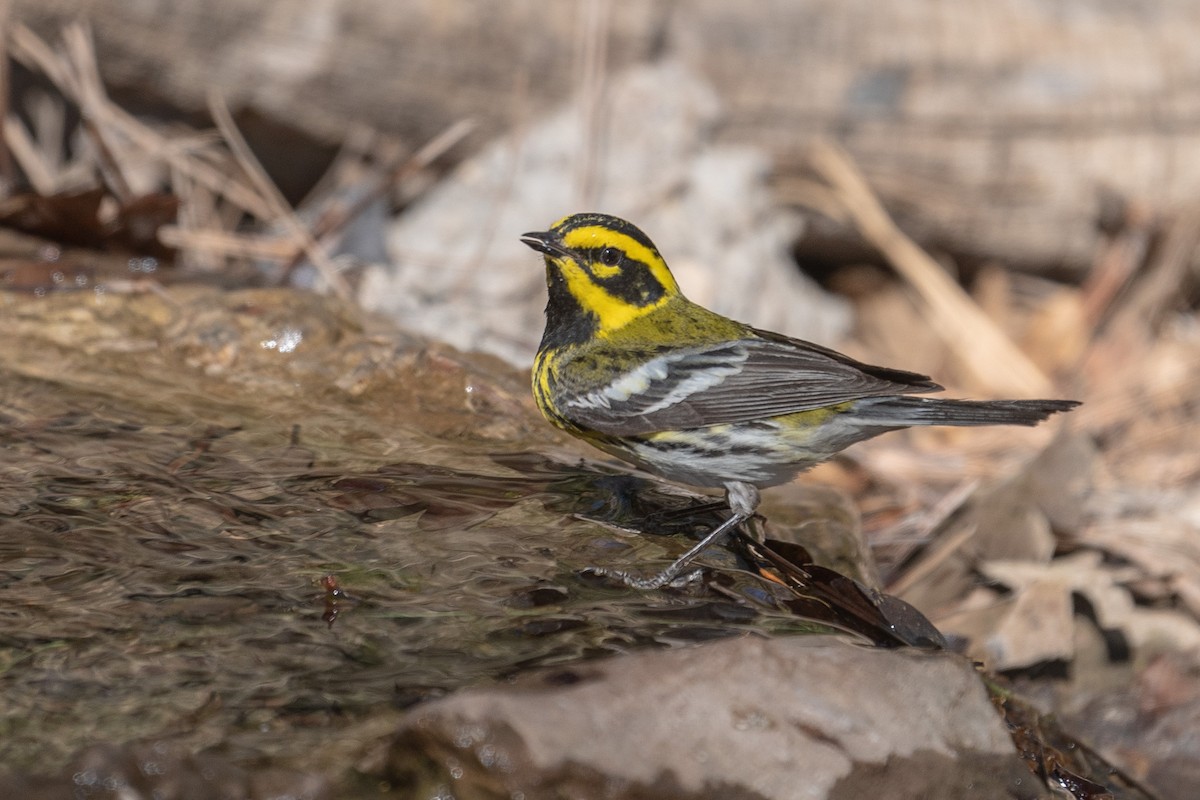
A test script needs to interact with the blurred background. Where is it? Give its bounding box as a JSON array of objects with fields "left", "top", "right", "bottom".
[
  {"left": 3, "top": 2, "right": 1200, "bottom": 798},
  {"left": 10, "top": 0, "right": 1200, "bottom": 365}
]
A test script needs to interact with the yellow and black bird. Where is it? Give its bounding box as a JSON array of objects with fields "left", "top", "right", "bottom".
[{"left": 520, "top": 213, "right": 1078, "bottom": 589}]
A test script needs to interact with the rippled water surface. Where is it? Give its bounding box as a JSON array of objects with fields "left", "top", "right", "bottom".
[{"left": 0, "top": 288, "right": 832, "bottom": 785}]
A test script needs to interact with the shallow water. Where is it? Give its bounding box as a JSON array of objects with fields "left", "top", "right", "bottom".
[{"left": 0, "top": 287, "right": 834, "bottom": 784}]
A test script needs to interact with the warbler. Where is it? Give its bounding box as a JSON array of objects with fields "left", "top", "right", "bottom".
[{"left": 520, "top": 213, "right": 1078, "bottom": 589}]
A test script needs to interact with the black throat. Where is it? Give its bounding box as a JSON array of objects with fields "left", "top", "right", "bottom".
[{"left": 539, "top": 264, "right": 598, "bottom": 350}]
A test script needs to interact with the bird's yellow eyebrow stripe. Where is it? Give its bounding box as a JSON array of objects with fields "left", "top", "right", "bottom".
[
  {"left": 562, "top": 227, "right": 654, "bottom": 267},
  {"left": 559, "top": 226, "right": 679, "bottom": 292}
]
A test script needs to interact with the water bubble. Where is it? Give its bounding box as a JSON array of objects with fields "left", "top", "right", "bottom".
[{"left": 261, "top": 327, "right": 303, "bottom": 353}]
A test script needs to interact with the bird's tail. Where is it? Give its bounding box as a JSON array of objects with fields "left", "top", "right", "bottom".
[{"left": 852, "top": 396, "right": 1080, "bottom": 427}]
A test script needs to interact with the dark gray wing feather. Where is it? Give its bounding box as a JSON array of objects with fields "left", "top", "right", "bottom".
[{"left": 556, "top": 331, "right": 941, "bottom": 436}]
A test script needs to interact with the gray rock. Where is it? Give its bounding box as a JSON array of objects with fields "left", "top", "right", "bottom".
[{"left": 382, "top": 635, "right": 1049, "bottom": 800}]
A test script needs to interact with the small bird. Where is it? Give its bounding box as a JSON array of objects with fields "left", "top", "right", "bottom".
[{"left": 520, "top": 213, "right": 1078, "bottom": 589}]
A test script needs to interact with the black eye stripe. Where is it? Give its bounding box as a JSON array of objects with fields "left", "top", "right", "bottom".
[{"left": 592, "top": 259, "right": 665, "bottom": 307}]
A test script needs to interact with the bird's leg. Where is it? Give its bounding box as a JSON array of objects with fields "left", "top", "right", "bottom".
[{"left": 592, "top": 481, "right": 761, "bottom": 590}]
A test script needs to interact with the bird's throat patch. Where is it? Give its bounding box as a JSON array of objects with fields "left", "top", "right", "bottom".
[{"left": 559, "top": 258, "right": 669, "bottom": 335}]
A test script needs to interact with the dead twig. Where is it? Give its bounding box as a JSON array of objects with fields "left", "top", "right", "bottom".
[
  {"left": 294, "top": 117, "right": 475, "bottom": 268},
  {"left": 156, "top": 226, "right": 297, "bottom": 262},
  {"left": 0, "top": 0, "right": 14, "bottom": 192},
  {"left": 2, "top": 116, "right": 56, "bottom": 195},
  {"left": 206, "top": 90, "right": 352, "bottom": 300},
  {"left": 803, "top": 140, "right": 1055, "bottom": 398},
  {"left": 575, "top": 0, "right": 611, "bottom": 208},
  {"left": 877, "top": 477, "right": 981, "bottom": 586},
  {"left": 1079, "top": 197, "right": 1154, "bottom": 328},
  {"left": 60, "top": 23, "right": 135, "bottom": 202},
  {"left": 886, "top": 519, "right": 978, "bottom": 600},
  {"left": 1106, "top": 200, "right": 1200, "bottom": 335},
  {"left": 10, "top": 23, "right": 271, "bottom": 219}
]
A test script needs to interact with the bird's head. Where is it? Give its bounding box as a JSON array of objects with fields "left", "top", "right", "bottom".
[{"left": 521, "top": 213, "right": 681, "bottom": 342}]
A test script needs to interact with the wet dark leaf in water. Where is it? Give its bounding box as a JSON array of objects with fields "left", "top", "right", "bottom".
[
  {"left": 0, "top": 188, "right": 177, "bottom": 257},
  {"left": 326, "top": 476, "right": 426, "bottom": 519},
  {"left": 730, "top": 532, "right": 948, "bottom": 649},
  {"left": 989, "top": 677, "right": 1159, "bottom": 800},
  {"left": 872, "top": 591, "right": 949, "bottom": 651},
  {"left": 502, "top": 584, "right": 571, "bottom": 608}
]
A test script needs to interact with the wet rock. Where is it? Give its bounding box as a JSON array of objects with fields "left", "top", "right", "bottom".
[
  {"left": 0, "top": 740, "right": 331, "bottom": 800},
  {"left": 380, "top": 635, "right": 1049, "bottom": 800},
  {"left": 0, "top": 285, "right": 881, "bottom": 784}
]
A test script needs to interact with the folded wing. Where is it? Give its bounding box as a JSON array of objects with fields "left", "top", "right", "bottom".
[{"left": 559, "top": 331, "right": 942, "bottom": 436}]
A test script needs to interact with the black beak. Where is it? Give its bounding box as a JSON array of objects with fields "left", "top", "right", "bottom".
[{"left": 520, "top": 231, "right": 568, "bottom": 258}]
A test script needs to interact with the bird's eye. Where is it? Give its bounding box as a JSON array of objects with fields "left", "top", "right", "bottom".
[{"left": 599, "top": 247, "right": 622, "bottom": 266}]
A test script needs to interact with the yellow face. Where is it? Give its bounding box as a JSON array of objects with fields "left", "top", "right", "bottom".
[{"left": 524, "top": 214, "right": 681, "bottom": 337}]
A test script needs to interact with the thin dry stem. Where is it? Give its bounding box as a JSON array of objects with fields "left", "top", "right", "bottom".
[
  {"left": 0, "top": 0, "right": 14, "bottom": 191},
  {"left": 61, "top": 23, "right": 135, "bottom": 201},
  {"left": 2, "top": 116, "right": 55, "bottom": 194},
  {"left": 157, "top": 225, "right": 297, "bottom": 261},
  {"left": 207, "top": 90, "right": 353, "bottom": 300},
  {"left": 310, "top": 117, "right": 475, "bottom": 246},
  {"left": 278, "top": 117, "right": 475, "bottom": 285},
  {"left": 805, "top": 139, "right": 1055, "bottom": 397},
  {"left": 1108, "top": 201, "right": 1200, "bottom": 333},
  {"left": 575, "top": 0, "right": 610, "bottom": 208},
  {"left": 10, "top": 23, "right": 271, "bottom": 217},
  {"left": 886, "top": 520, "right": 978, "bottom": 599}
]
